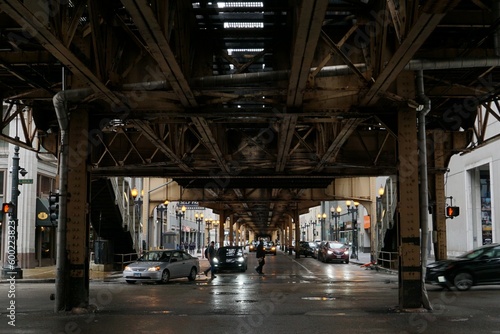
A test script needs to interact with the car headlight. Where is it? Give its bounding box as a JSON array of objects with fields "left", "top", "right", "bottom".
[
  {"left": 327, "top": 250, "right": 333, "bottom": 255},
  {"left": 238, "top": 257, "right": 245, "bottom": 263},
  {"left": 271, "top": 247, "right": 276, "bottom": 251},
  {"left": 344, "top": 250, "right": 349, "bottom": 255},
  {"left": 213, "top": 258, "right": 219, "bottom": 264},
  {"left": 124, "top": 266, "right": 131, "bottom": 271},
  {"left": 147, "top": 266, "right": 161, "bottom": 272}
]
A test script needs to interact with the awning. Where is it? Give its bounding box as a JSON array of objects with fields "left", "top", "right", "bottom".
[{"left": 36, "top": 197, "right": 53, "bottom": 227}]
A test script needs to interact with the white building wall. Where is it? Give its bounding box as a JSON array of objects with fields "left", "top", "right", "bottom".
[
  {"left": 1, "top": 108, "right": 58, "bottom": 267},
  {"left": 445, "top": 107, "right": 500, "bottom": 256}
]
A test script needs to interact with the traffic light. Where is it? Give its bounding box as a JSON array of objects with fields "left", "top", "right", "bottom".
[
  {"left": 446, "top": 206, "right": 460, "bottom": 218},
  {"left": 2, "top": 202, "right": 14, "bottom": 214},
  {"left": 49, "top": 193, "right": 60, "bottom": 225}
]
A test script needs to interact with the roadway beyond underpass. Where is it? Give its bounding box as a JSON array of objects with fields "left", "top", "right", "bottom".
[{"left": 1, "top": 250, "right": 499, "bottom": 334}]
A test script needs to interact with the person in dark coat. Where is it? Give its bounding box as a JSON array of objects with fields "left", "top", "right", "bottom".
[
  {"left": 255, "top": 240, "right": 266, "bottom": 274},
  {"left": 204, "top": 241, "right": 217, "bottom": 279}
]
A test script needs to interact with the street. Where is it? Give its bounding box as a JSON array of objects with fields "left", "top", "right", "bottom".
[{"left": 1, "top": 251, "right": 500, "bottom": 334}]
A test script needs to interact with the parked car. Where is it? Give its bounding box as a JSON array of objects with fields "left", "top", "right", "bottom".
[
  {"left": 213, "top": 246, "right": 248, "bottom": 273},
  {"left": 263, "top": 241, "right": 277, "bottom": 255},
  {"left": 425, "top": 243, "right": 500, "bottom": 291},
  {"left": 297, "top": 241, "right": 317, "bottom": 258},
  {"left": 123, "top": 250, "right": 200, "bottom": 284},
  {"left": 317, "top": 241, "right": 350, "bottom": 263}
]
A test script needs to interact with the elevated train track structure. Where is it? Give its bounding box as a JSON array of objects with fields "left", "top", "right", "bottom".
[{"left": 1, "top": 0, "right": 500, "bottom": 311}]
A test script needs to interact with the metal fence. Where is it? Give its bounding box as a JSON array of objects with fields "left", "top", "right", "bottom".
[{"left": 377, "top": 251, "right": 398, "bottom": 270}]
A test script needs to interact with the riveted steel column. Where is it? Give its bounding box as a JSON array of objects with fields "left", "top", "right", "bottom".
[
  {"left": 65, "top": 109, "right": 90, "bottom": 310},
  {"left": 433, "top": 131, "right": 448, "bottom": 260},
  {"left": 294, "top": 208, "right": 300, "bottom": 258},
  {"left": 397, "top": 72, "right": 422, "bottom": 309}
]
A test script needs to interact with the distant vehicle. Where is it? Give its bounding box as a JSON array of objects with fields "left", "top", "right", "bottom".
[
  {"left": 297, "top": 241, "right": 317, "bottom": 258},
  {"left": 425, "top": 243, "right": 500, "bottom": 291},
  {"left": 123, "top": 250, "right": 199, "bottom": 284},
  {"left": 317, "top": 241, "right": 349, "bottom": 264},
  {"left": 263, "top": 241, "right": 277, "bottom": 255},
  {"left": 213, "top": 246, "right": 248, "bottom": 273},
  {"left": 249, "top": 241, "right": 258, "bottom": 252}
]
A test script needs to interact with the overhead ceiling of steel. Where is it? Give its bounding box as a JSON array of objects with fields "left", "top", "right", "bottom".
[{"left": 1, "top": 0, "right": 500, "bottom": 234}]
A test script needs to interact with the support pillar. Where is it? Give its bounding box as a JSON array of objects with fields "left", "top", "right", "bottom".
[
  {"left": 432, "top": 131, "right": 448, "bottom": 260},
  {"left": 288, "top": 215, "right": 293, "bottom": 255},
  {"left": 57, "top": 109, "right": 90, "bottom": 311},
  {"left": 229, "top": 215, "right": 234, "bottom": 245},
  {"left": 219, "top": 211, "right": 226, "bottom": 246},
  {"left": 398, "top": 104, "right": 423, "bottom": 309},
  {"left": 294, "top": 209, "right": 300, "bottom": 258}
]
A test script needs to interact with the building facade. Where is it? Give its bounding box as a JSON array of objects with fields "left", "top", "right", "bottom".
[
  {"left": 1, "top": 105, "right": 58, "bottom": 268},
  {"left": 443, "top": 106, "right": 499, "bottom": 256}
]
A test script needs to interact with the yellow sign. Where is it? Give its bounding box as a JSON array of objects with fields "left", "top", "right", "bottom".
[{"left": 38, "top": 212, "right": 48, "bottom": 220}]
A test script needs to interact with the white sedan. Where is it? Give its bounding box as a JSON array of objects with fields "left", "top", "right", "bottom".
[{"left": 123, "top": 250, "right": 200, "bottom": 284}]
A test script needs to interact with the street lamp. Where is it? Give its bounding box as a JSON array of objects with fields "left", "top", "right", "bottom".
[
  {"left": 315, "top": 213, "right": 326, "bottom": 239},
  {"left": 213, "top": 220, "right": 219, "bottom": 247},
  {"left": 330, "top": 206, "right": 342, "bottom": 241},
  {"left": 131, "top": 187, "right": 143, "bottom": 251},
  {"left": 175, "top": 205, "right": 186, "bottom": 249},
  {"left": 346, "top": 200, "right": 359, "bottom": 260},
  {"left": 376, "top": 185, "right": 385, "bottom": 263},
  {"left": 195, "top": 213, "right": 204, "bottom": 253},
  {"left": 205, "top": 217, "right": 213, "bottom": 244},
  {"left": 156, "top": 200, "right": 169, "bottom": 249},
  {"left": 301, "top": 222, "right": 309, "bottom": 240},
  {"left": 1, "top": 145, "right": 25, "bottom": 279}
]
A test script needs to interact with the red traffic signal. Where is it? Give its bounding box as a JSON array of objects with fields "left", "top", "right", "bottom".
[
  {"left": 446, "top": 206, "right": 460, "bottom": 218},
  {"left": 2, "top": 202, "right": 15, "bottom": 214}
]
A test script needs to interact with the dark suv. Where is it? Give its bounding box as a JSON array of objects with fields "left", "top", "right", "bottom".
[{"left": 298, "top": 241, "right": 317, "bottom": 258}]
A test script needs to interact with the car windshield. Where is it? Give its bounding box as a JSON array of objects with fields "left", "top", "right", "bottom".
[
  {"left": 139, "top": 251, "right": 171, "bottom": 262},
  {"left": 457, "top": 246, "right": 498, "bottom": 260},
  {"left": 327, "top": 242, "right": 346, "bottom": 249}
]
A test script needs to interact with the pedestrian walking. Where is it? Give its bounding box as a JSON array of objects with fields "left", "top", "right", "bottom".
[
  {"left": 204, "top": 241, "right": 217, "bottom": 279},
  {"left": 255, "top": 240, "right": 265, "bottom": 274}
]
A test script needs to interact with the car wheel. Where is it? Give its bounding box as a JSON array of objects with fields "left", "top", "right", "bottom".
[
  {"left": 125, "top": 280, "right": 136, "bottom": 284},
  {"left": 160, "top": 269, "right": 170, "bottom": 284},
  {"left": 345, "top": 259, "right": 349, "bottom": 264},
  {"left": 187, "top": 267, "right": 197, "bottom": 281},
  {"left": 454, "top": 272, "right": 473, "bottom": 291}
]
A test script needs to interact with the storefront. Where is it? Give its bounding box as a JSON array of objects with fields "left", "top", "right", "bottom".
[{"left": 35, "top": 197, "right": 56, "bottom": 266}]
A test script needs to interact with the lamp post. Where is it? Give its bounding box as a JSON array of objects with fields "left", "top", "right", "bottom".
[
  {"left": 156, "top": 200, "right": 169, "bottom": 249},
  {"left": 175, "top": 205, "right": 186, "bottom": 249},
  {"left": 315, "top": 213, "right": 326, "bottom": 239},
  {"left": 213, "top": 220, "right": 219, "bottom": 248},
  {"left": 195, "top": 213, "right": 204, "bottom": 253},
  {"left": 346, "top": 200, "right": 359, "bottom": 260},
  {"left": 330, "top": 206, "right": 342, "bottom": 241},
  {"left": 1, "top": 145, "right": 25, "bottom": 279},
  {"left": 131, "top": 188, "right": 143, "bottom": 251},
  {"left": 376, "top": 186, "right": 385, "bottom": 263},
  {"left": 205, "top": 218, "right": 213, "bottom": 245},
  {"left": 301, "top": 222, "right": 309, "bottom": 240}
]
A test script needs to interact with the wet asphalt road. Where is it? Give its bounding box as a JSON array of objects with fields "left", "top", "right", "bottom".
[{"left": 1, "top": 251, "right": 500, "bottom": 334}]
